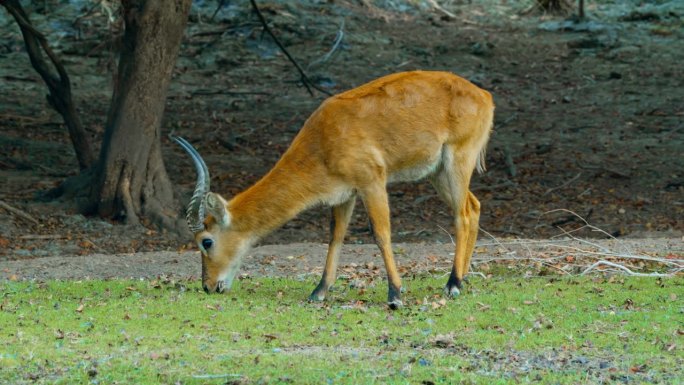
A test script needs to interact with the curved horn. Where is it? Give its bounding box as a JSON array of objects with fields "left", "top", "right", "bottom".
[{"left": 172, "top": 136, "right": 210, "bottom": 233}]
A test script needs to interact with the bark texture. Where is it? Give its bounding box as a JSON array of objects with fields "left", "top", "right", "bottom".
[
  {"left": 534, "top": 0, "right": 574, "bottom": 15},
  {"left": 93, "top": 0, "right": 191, "bottom": 229}
]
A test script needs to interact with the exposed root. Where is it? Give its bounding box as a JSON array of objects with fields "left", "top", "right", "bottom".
[{"left": 118, "top": 168, "right": 139, "bottom": 226}]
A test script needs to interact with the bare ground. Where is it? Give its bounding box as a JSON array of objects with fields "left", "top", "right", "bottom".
[{"left": 1, "top": 238, "right": 680, "bottom": 282}]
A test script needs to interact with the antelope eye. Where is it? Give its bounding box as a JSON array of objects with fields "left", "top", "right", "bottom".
[{"left": 201, "top": 238, "right": 214, "bottom": 250}]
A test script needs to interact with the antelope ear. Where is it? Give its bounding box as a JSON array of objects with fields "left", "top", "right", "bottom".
[{"left": 205, "top": 192, "right": 231, "bottom": 229}]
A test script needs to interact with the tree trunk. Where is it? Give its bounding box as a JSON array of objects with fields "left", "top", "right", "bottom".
[
  {"left": 534, "top": 0, "right": 574, "bottom": 15},
  {"left": 92, "top": 0, "right": 191, "bottom": 229}
]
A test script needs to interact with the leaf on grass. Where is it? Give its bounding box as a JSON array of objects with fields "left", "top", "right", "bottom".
[
  {"left": 477, "top": 302, "right": 491, "bottom": 311},
  {"left": 150, "top": 352, "right": 169, "bottom": 360},
  {"left": 75, "top": 304, "right": 84, "bottom": 313},
  {"left": 431, "top": 299, "right": 447, "bottom": 310},
  {"left": 532, "top": 314, "right": 554, "bottom": 330},
  {"left": 430, "top": 333, "right": 455, "bottom": 348}
]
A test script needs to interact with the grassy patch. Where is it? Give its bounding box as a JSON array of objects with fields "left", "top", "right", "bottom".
[{"left": 1, "top": 275, "right": 682, "bottom": 384}]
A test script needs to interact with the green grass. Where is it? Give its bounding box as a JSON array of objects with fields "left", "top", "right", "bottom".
[{"left": 1, "top": 275, "right": 682, "bottom": 384}]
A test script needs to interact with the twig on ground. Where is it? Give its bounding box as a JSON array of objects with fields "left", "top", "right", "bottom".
[
  {"left": 466, "top": 271, "right": 487, "bottom": 279},
  {"left": 425, "top": 0, "right": 456, "bottom": 18},
  {"left": 19, "top": 234, "right": 67, "bottom": 240},
  {"left": 307, "top": 20, "right": 345, "bottom": 71},
  {"left": 436, "top": 224, "right": 455, "bottom": 246},
  {"left": 546, "top": 208, "right": 625, "bottom": 246},
  {"left": 210, "top": 0, "right": 228, "bottom": 21},
  {"left": 478, "top": 227, "right": 515, "bottom": 253},
  {"left": 544, "top": 172, "right": 582, "bottom": 195},
  {"left": 546, "top": 244, "right": 683, "bottom": 266},
  {"left": 581, "top": 260, "right": 672, "bottom": 277},
  {"left": 0, "top": 200, "right": 39, "bottom": 225},
  {"left": 249, "top": 0, "right": 331, "bottom": 97},
  {"left": 475, "top": 213, "right": 682, "bottom": 278},
  {"left": 192, "top": 373, "right": 242, "bottom": 379},
  {"left": 577, "top": 161, "right": 631, "bottom": 179}
]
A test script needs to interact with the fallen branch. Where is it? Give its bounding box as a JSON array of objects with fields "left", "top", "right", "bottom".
[
  {"left": 545, "top": 208, "right": 611, "bottom": 239},
  {"left": 249, "top": 0, "right": 331, "bottom": 97},
  {"left": 475, "top": 214, "right": 683, "bottom": 278},
  {"left": 545, "top": 243, "right": 683, "bottom": 266},
  {"left": 544, "top": 172, "right": 582, "bottom": 195},
  {"left": 577, "top": 161, "right": 631, "bottom": 179},
  {"left": 581, "top": 260, "right": 672, "bottom": 277},
  {"left": 0, "top": 200, "right": 39, "bottom": 225},
  {"left": 19, "top": 234, "right": 68, "bottom": 240},
  {"left": 425, "top": 0, "right": 456, "bottom": 18},
  {"left": 467, "top": 271, "right": 487, "bottom": 279}
]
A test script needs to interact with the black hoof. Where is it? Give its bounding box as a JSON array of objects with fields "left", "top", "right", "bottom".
[
  {"left": 309, "top": 281, "right": 330, "bottom": 302},
  {"left": 388, "top": 285, "right": 402, "bottom": 309},
  {"left": 388, "top": 299, "right": 403, "bottom": 310},
  {"left": 444, "top": 285, "right": 461, "bottom": 298},
  {"left": 445, "top": 269, "right": 463, "bottom": 298}
]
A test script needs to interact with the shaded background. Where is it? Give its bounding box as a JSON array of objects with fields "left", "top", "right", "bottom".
[{"left": 1, "top": 0, "right": 682, "bottom": 259}]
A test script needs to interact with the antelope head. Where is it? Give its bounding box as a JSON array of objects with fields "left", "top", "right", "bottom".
[{"left": 173, "top": 136, "right": 248, "bottom": 294}]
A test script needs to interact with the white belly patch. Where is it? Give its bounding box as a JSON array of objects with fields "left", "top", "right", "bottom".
[{"left": 388, "top": 154, "right": 442, "bottom": 183}]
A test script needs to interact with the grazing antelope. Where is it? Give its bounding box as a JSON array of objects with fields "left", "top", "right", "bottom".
[{"left": 174, "top": 70, "right": 493, "bottom": 308}]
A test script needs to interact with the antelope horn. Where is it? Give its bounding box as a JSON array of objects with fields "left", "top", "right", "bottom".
[{"left": 172, "top": 136, "right": 210, "bottom": 233}]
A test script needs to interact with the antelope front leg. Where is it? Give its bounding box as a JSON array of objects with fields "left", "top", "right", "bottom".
[
  {"left": 309, "top": 197, "right": 356, "bottom": 301},
  {"left": 362, "top": 184, "right": 402, "bottom": 309}
]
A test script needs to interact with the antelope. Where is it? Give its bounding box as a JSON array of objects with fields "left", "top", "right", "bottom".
[{"left": 174, "top": 70, "right": 493, "bottom": 308}]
